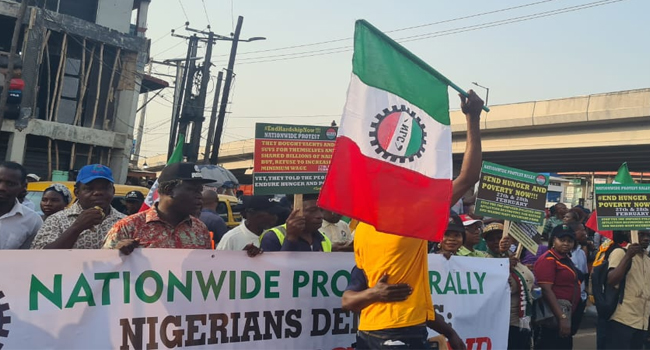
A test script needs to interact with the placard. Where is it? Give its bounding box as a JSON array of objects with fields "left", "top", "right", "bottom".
[
  {"left": 253, "top": 123, "right": 337, "bottom": 195},
  {"left": 594, "top": 184, "right": 650, "bottom": 230},
  {"left": 475, "top": 162, "right": 549, "bottom": 225}
]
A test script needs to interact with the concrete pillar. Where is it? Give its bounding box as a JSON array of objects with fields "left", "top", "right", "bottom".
[
  {"left": 6, "top": 131, "right": 26, "bottom": 164},
  {"left": 136, "top": 0, "right": 150, "bottom": 38},
  {"left": 111, "top": 50, "right": 145, "bottom": 183}
]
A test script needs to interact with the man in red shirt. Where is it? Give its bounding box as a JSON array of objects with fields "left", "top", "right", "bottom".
[{"left": 103, "top": 162, "right": 215, "bottom": 253}]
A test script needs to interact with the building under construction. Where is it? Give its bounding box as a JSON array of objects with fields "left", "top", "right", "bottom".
[{"left": 0, "top": 0, "right": 164, "bottom": 183}]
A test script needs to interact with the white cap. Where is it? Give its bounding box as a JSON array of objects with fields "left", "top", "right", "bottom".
[{"left": 26, "top": 173, "right": 40, "bottom": 181}]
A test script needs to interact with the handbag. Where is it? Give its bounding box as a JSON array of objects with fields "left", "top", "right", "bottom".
[{"left": 532, "top": 298, "right": 572, "bottom": 328}]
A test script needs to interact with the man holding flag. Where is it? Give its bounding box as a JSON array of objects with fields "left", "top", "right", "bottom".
[{"left": 319, "top": 20, "right": 485, "bottom": 349}]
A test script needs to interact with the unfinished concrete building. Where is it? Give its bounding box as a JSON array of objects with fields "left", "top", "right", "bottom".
[{"left": 0, "top": 0, "right": 162, "bottom": 183}]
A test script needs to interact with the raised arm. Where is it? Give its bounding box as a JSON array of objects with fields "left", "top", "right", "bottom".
[{"left": 450, "top": 90, "right": 483, "bottom": 205}]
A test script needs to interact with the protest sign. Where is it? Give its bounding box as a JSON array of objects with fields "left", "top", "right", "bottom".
[
  {"left": 0, "top": 251, "right": 508, "bottom": 349},
  {"left": 507, "top": 221, "right": 540, "bottom": 254},
  {"left": 594, "top": 184, "right": 650, "bottom": 230},
  {"left": 253, "top": 123, "right": 337, "bottom": 195},
  {"left": 475, "top": 161, "right": 549, "bottom": 225}
]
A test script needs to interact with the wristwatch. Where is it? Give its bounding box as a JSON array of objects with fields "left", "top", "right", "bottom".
[{"left": 560, "top": 314, "right": 568, "bottom": 319}]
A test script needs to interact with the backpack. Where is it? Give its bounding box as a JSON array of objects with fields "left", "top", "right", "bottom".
[{"left": 590, "top": 242, "right": 631, "bottom": 320}]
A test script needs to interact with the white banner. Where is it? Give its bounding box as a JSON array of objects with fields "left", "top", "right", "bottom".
[{"left": 0, "top": 250, "right": 509, "bottom": 349}]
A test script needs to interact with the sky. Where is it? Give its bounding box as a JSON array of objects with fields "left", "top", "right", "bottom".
[{"left": 137, "top": 0, "right": 650, "bottom": 159}]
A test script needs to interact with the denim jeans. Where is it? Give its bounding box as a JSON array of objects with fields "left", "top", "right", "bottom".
[{"left": 356, "top": 325, "right": 429, "bottom": 350}]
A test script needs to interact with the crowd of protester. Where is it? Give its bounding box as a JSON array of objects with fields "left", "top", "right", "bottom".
[{"left": 1, "top": 153, "right": 649, "bottom": 350}]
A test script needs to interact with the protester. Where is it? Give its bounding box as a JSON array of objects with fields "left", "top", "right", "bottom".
[
  {"left": 103, "top": 163, "right": 214, "bottom": 254},
  {"left": 543, "top": 203, "right": 568, "bottom": 239},
  {"left": 216, "top": 195, "right": 282, "bottom": 256},
  {"left": 199, "top": 189, "right": 229, "bottom": 244},
  {"left": 605, "top": 230, "right": 650, "bottom": 349},
  {"left": 521, "top": 234, "right": 548, "bottom": 269},
  {"left": 124, "top": 190, "right": 145, "bottom": 215},
  {"left": 350, "top": 90, "right": 483, "bottom": 349},
  {"left": 341, "top": 266, "right": 466, "bottom": 350},
  {"left": 483, "top": 222, "right": 512, "bottom": 258},
  {"left": 457, "top": 214, "right": 488, "bottom": 257},
  {"left": 563, "top": 209, "right": 581, "bottom": 224},
  {"left": 31, "top": 164, "right": 124, "bottom": 249},
  {"left": 593, "top": 230, "right": 628, "bottom": 349},
  {"left": 508, "top": 253, "right": 535, "bottom": 350},
  {"left": 567, "top": 222, "right": 589, "bottom": 336},
  {"left": 0, "top": 162, "right": 43, "bottom": 249},
  {"left": 259, "top": 193, "right": 332, "bottom": 252},
  {"left": 435, "top": 214, "right": 466, "bottom": 259},
  {"left": 40, "top": 183, "right": 72, "bottom": 220},
  {"left": 534, "top": 224, "right": 582, "bottom": 350},
  {"left": 18, "top": 188, "right": 36, "bottom": 210},
  {"left": 320, "top": 209, "right": 353, "bottom": 252}
]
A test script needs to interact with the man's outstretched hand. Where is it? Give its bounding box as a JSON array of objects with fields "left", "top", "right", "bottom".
[
  {"left": 116, "top": 239, "right": 140, "bottom": 256},
  {"left": 243, "top": 243, "right": 263, "bottom": 257},
  {"left": 459, "top": 89, "right": 484, "bottom": 120}
]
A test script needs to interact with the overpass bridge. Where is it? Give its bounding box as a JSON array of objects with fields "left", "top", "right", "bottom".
[{"left": 142, "top": 88, "right": 650, "bottom": 183}]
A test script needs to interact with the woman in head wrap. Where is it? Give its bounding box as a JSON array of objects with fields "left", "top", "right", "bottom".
[{"left": 40, "top": 183, "right": 72, "bottom": 220}]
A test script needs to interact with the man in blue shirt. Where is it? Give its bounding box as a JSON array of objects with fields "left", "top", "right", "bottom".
[{"left": 199, "top": 189, "right": 229, "bottom": 245}]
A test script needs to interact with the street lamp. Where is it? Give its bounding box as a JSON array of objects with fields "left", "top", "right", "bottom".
[{"left": 471, "top": 82, "right": 489, "bottom": 109}]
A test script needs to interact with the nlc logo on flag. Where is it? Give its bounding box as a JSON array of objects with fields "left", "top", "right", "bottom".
[{"left": 369, "top": 105, "right": 426, "bottom": 164}]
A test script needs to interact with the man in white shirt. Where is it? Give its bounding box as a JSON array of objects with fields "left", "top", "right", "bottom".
[
  {"left": 320, "top": 210, "right": 353, "bottom": 252},
  {"left": 216, "top": 195, "right": 283, "bottom": 254},
  {"left": 0, "top": 162, "right": 43, "bottom": 249}
]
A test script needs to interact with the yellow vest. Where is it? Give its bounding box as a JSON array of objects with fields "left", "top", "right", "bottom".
[{"left": 260, "top": 224, "right": 332, "bottom": 252}]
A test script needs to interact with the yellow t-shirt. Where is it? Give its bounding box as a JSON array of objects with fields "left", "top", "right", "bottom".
[{"left": 354, "top": 222, "right": 434, "bottom": 331}]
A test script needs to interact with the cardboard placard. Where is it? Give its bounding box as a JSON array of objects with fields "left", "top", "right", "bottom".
[
  {"left": 253, "top": 123, "right": 338, "bottom": 195},
  {"left": 508, "top": 221, "right": 540, "bottom": 255},
  {"left": 474, "top": 162, "right": 549, "bottom": 225},
  {"left": 594, "top": 184, "right": 650, "bottom": 230}
]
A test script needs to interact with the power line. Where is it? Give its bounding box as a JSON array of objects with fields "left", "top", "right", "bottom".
[
  {"left": 217, "top": 0, "right": 559, "bottom": 58},
  {"left": 201, "top": 0, "right": 212, "bottom": 28},
  {"left": 231, "top": 114, "right": 341, "bottom": 119},
  {"left": 231, "top": 0, "right": 625, "bottom": 65},
  {"left": 177, "top": 0, "right": 189, "bottom": 22}
]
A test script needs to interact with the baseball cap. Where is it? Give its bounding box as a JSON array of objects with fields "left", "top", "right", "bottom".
[
  {"left": 158, "top": 163, "right": 215, "bottom": 183},
  {"left": 482, "top": 222, "right": 505, "bottom": 238},
  {"left": 459, "top": 214, "right": 482, "bottom": 226},
  {"left": 242, "top": 195, "right": 284, "bottom": 215},
  {"left": 76, "top": 164, "right": 114, "bottom": 184},
  {"left": 445, "top": 214, "right": 465, "bottom": 233},
  {"left": 125, "top": 191, "right": 145, "bottom": 202},
  {"left": 26, "top": 173, "right": 40, "bottom": 181},
  {"left": 552, "top": 224, "right": 576, "bottom": 241}
]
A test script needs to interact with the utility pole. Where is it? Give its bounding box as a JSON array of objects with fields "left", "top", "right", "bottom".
[
  {"left": 187, "top": 31, "right": 214, "bottom": 163},
  {"left": 167, "top": 59, "right": 184, "bottom": 158},
  {"left": 170, "top": 35, "right": 198, "bottom": 158},
  {"left": 132, "top": 60, "right": 152, "bottom": 166},
  {"left": 0, "top": 0, "right": 28, "bottom": 125},
  {"left": 210, "top": 16, "right": 244, "bottom": 164},
  {"left": 203, "top": 70, "right": 223, "bottom": 164}
]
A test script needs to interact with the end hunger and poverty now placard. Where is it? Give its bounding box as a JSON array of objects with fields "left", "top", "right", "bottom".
[
  {"left": 0, "top": 250, "right": 509, "bottom": 350},
  {"left": 253, "top": 123, "right": 338, "bottom": 195},
  {"left": 595, "top": 184, "right": 650, "bottom": 230},
  {"left": 475, "top": 162, "right": 549, "bottom": 225}
]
